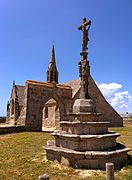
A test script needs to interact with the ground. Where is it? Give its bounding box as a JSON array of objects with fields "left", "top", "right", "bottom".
[{"left": 0, "top": 124, "right": 132, "bottom": 180}]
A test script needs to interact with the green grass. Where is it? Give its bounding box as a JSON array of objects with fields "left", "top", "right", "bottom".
[
  {"left": 0, "top": 124, "right": 131, "bottom": 180},
  {"left": 109, "top": 124, "right": 132, "bottom": 180}
]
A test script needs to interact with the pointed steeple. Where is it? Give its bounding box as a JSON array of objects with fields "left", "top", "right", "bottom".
[
  {"left": 50, "top": 44, "right": 56, "bottom": 63},
  {"left": 46, "top": 44, "right": 58, "bottom": 83}
]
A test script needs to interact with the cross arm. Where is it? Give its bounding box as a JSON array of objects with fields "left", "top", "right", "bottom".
[
  {"left": 84, "top": 20, "right": 91, "bottom": 27},
  {"left": 78, "top": 20, "right": 91, "bottom": 30},
  {"left": 78, "top": 25, "right": 82, "bottom": 30}
]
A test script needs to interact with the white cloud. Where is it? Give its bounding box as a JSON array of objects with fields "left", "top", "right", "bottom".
[
  {"left": 97, "top": 83, "right": 122, "bottom": 99},
  {"left": 97, "top": 82, "right": 132, "bottom": 113},
  {"left": 120, "top": 104, "right": 128, "bottom": 109}
]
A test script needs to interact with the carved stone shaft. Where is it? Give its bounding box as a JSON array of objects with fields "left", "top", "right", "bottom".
[
  {"left": 78, "top": 17, "right": 91, "bottom": 99},
  {"left": 79, "top": 59, "right": 90, "bottom": 99}
]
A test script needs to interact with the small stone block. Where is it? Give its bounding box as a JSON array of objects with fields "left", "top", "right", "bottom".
[{"left": 38, "top": 173, "right": 49, "bottom": 180}]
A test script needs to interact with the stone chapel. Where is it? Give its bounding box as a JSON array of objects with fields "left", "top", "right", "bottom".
[{"left": 6, "top": 43, "right": 123, "bottom": 132}]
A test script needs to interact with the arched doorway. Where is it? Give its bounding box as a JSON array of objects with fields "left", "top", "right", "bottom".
[{"left": 42, "top": 98, "right": 60, "bottom": 130}]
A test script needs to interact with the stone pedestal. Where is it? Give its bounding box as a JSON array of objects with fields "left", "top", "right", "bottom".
[
  {"left": 45, "top": 98, "right": 130, "bottom": 169},
  {"left": 73, "top": 99, "right": 95, "bottom": 113}
]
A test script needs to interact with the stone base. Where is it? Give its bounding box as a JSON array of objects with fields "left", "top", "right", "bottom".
[
  {"left": 60, "top": 121, "right": 110, "bottom": 135},
  {"left": 73, "top": 99, "right": 95, "bottom": 113},
  {"left": 45, "top": 142, "right": 131, "bottom": 170},
  {"left": 66, "top": 112, "right": 103, "bottom": 122},
  {"left": 52, "top": 132, "right": 120, "bottom": 151}
]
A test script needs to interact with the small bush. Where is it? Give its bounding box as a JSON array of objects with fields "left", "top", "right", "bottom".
[{"left": 0, "top": 117, "right": 6, "bottom": 123}]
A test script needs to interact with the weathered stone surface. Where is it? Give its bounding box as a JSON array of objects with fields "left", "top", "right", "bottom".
[
  {"left": 77, "top": 18, "right": 91, "bottom": 100},
  {"left": 67, "top": 112, "right": 104, "bottom": 122},
  {"left": 60, "top": 121, "right": 109, "bottom": 135},
  {"left": 45, "top": 145, "right": 130, "bottom": 169},
  {"left": 46, "top": 140, "right": 55, "bottom": 146},
  {"left": 0, "top": 125, "right": 25, "bottom": 134},
  {"left": 76, "top": 159, "right": 99, "bottom": 169},
  {"left": 73, "top": 99, "right": 95, "bottom": 113},
  {"left": 52, "top": 132, "right": 119, "bottom": 151},
  {"left": 60, "top": 156, "right": 70, "bottom": 166}
]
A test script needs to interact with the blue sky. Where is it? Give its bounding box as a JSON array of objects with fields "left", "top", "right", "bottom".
[{"left": 0, "top": 0, "right": 132, "bottom": 115}]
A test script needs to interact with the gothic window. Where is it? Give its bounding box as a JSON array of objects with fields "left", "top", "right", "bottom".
[{"left": 45, "top": 107, "right": 48, "bottom": 118}]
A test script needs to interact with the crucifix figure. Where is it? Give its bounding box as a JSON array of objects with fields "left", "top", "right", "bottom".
[
  {"left": 78, "top": 17, "right": 91, "bottom": 60},
  {"left": 78, "top": 18, "right": 91, "bottom": 99}
]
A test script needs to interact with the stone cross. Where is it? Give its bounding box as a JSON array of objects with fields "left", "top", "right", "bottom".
[
  {"left": 78, "top": 17, "right": 91, "bottom": 60},
  {"left": 78, "top": 18, "right": 91, "bottom": 99}
]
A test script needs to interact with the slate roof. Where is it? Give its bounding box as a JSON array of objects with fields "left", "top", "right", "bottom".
[{"left": 64, "top": 79, "right": 81, "bottom": 97}]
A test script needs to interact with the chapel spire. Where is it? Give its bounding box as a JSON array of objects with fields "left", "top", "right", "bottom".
[
  {"left": 50, "top": 44, "right": 55, "bottom": 63},
  {"left": 46, "top": 44, "right": 58, "bottom": 83}
]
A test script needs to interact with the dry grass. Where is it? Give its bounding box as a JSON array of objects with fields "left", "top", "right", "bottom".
[{"left": 0, "top": 124, "right": 131, "bottom": 180}]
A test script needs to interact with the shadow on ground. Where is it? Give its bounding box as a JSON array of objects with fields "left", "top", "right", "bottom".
[{"left": 127, "top": 154, "right": 132, "bottom": 166}]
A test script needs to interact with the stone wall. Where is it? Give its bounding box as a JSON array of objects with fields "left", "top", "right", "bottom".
[
  {"left": 8, "top": 87, "right": 16, "bottom": 125},
  {"left": 17, "top": 85, "right": 28, "bottom": 125},
  {"left": 25, "top": 80, "right": 72, "bottom": 131},
  {"left": 6, "top": 83, "right": 25, "bottom": 126},
  {"left": 0, "top": 125, "right": 25, "bottom": 134}
]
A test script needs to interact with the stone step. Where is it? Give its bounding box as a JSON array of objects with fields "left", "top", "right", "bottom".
[
  {"left": 66, "top": 112, "right": 104, "bottom": 122},
  {"left": 52, "top": 131, "right": 120, "bottom": 138},
  {"left": 60, "top": 121, "right": 110, "bottom": 125},
  {"left": 67, "top": 112, "right": 103, "bottom": 116},
  {"left": 45, "top": 143, "right": 131, "bottom": 169},
  {"left": 60, "top": 121, "right": 110, "bottom": 135},
  {"left": 52, "top": 132, "right": 120, "bottom": 151}
]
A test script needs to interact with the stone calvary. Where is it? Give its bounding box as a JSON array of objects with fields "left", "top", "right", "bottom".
[{"left": 45, "top": 18, "right": 130, "bottom": 169}]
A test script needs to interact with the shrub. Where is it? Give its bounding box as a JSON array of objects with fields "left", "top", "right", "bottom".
[{"left": 0, "top": 117, "right": 6, "bottom": 123}]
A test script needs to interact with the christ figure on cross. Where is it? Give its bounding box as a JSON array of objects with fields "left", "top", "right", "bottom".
[{"left": 78, "top": 18, "right": 91, "bottom": 54}]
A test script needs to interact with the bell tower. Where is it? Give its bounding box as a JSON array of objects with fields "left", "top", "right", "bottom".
[{"left": 46, "top": 44, "right": 58, "bottom": 83}]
